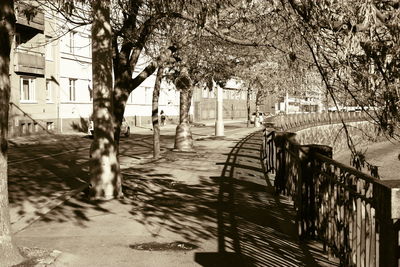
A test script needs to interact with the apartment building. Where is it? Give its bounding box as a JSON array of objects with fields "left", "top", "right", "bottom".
[
  {"left": 275, "top": 72, "right": 324, "bottom": 114},
  {"left": 8, "top": 3, "right": 182, "bottom": 137},
  {"left": 9, "top": 2, "right": 54, "bottom": 137},
  {"left": 124, "top": 58, "right": 181, "bottom": 127}
]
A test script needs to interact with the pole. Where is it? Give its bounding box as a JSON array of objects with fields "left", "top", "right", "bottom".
[
  {"left": 215, "top": 84, "right": 224, "bottom": 136},
  {"left": 285, "top": 90, "right": 289, "bottom": 114}
]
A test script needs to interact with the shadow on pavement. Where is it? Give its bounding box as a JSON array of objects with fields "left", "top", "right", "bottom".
[
  {"left": 8, "top": 136, "right": 91, "bottom": 226},
  {"left": 13, "top": 129, "right": 336, "bottom": 266},
  {"left": 8, "top": 133, "right": 173, "bottom": 228},
  {"left": 195, "top": 131, "right": 337, "bottom": 267}
]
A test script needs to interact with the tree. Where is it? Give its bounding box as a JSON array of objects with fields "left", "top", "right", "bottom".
[
  {"left": 286, "top": 0, "right": 400, "bottom": 139},
  {"left": 44, "top": 0, "right": 295, "bottom": 198},
  {"left": 89, "top": 0, "right": 123, "bottom": 199},
  {"left": 166, "top": 29, "right": 244, "bottom": 150},
  {"left": 44, "top": 0, "right": 234, "bottom": 195},
  {"left": 174, "top": 66, "right": 194, "bottom": 151},
  {"left": 277, "top": 0, "right": 400, "bottom": 175},
  {"left": 0, "top": 1, "right": 24, "bottom": 265},
  {"left": 152, "top": 66, "right": 164, "bottom": 158}
]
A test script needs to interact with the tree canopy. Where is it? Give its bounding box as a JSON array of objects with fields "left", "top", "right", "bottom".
[{"left": 286, "top": 0, "right": 400, "bottom": 138}]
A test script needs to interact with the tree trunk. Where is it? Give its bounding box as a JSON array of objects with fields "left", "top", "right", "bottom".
[
  {"left": 89, "top": 0, "right": 122, "bottom": 200},
  {"left": 152, "top": 67, "right": 163, "bottom": 159},
  {"left": 174, "top": 88, "right": 194, "bottom": 151},
  {"left": 254, "top": 103, "right": 260, "bottom": 127},
  {"left": 255, "top": 89, "right": 262, "bottom": 127},
  {"left": 113, "top": 80, "right": 129, "bottom": 148},
  {"left": 246, "top": 87, "right": 251, "bottom": 127},
  {"left": 0, "top": 1, "right": 24, "bottom": 265}
]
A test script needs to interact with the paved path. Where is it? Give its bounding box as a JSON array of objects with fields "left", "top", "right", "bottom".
[
  {"left": 13, "top": 127, "right": 336, "bottom": 266},
  {"left": 8, "top": 122, "right": 250, "bottom": 232}
]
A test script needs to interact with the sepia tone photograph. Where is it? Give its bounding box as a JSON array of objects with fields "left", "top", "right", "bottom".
[{"left": 0, "top": 0, "right": 399, "bottom": 266}]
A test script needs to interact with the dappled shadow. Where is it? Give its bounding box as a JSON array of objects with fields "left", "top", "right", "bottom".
[
  {"left": 118, "top": 134, "right": 174, "bottom": 158},
  {"left": 8, "top": 136, "right": 91, "bottom": 227},
  {"left": 196, "top": 131, "right": 337, "bottom": 267},
  {"left": 8, "top": 133, "right": 173, "bottom": 229},
  {"left": 121, "top": 172, "right": 219, "bottom": 243},
  {"left": 12, "top": 128, "right": 336, "bottom": 266},
  {"left": 26, "top": 158, "right": 223, "bottom": 241}
]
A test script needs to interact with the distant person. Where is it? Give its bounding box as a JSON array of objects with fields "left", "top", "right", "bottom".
[{"left": 160, "top": 110, "right": 166, "bottom": 126}]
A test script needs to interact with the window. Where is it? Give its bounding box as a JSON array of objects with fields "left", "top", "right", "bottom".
[
  {"left": 45, "top": 37, "right": 54, "bottom": 60},
  {"left": 69, "top": 31, "right": 76, "bottom": 54},
  {"left": 68, "top": 78, "right": 76, "bottom": 101},
  {"left": 20, "top": 77, "right": 35, "bottom": 102},
  {"left": 46, "top": 79, "right": 52, "bottom": 102}
]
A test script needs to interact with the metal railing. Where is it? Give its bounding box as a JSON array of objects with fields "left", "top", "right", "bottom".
[
  {"left": 261, "top": 130, "right": 400, "bottom": 266},
  {"left": 270, "top": 112, "right": 369, "bottom": 131}
]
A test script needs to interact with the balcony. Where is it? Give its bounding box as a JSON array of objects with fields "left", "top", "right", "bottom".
[
  {"left": 14, "top": 49, "right": 45, "bottom": 75},
  {"left": 15, "top": 3, "right": 44, "bottom": 32}
]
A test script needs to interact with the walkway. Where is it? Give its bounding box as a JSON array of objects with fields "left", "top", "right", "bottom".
[
  {"left": 14, "top": 128, "right": 337, "bottom": 266},
  {"left": 197, "top": 131, "right": 336, "bottom": 267}
]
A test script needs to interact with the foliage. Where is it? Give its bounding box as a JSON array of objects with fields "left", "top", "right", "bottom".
[{"left": 286, "top": 0, "right": 400, "bottom": 139}]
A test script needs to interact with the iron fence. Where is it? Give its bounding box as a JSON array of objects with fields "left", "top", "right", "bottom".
[{"left": 261, "top": 130, "right": 400, "bottom": 266}]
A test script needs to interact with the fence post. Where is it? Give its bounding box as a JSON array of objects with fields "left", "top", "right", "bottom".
[
  {"left": 374, "top": 180, "right": 400, "bottom": 266},
  {"left": 298, "top": 144, "right": 333, "bottom": 239},
  {"left": 273, "top": 132, "right": 296, "bottom": 194}
]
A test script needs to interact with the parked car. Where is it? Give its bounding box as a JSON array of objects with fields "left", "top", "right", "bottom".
[
  {"left": 250, "top": 112, "right": 265, "bottom": 124},
  {"left": 88, "top": 117, "right": 130, "bottom": 137}
]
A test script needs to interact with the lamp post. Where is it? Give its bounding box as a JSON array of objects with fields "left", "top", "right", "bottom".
[{"left": 215, "top": 83, "right": 224, "bottom": 136}]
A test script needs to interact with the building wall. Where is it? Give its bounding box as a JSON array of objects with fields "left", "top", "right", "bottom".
[
  {"left": 9, "top": 2, "right": 57, "bottom": 137},
  {"left": 193, "top": 84, "right": 256, "bottom": 121},
  {"left": 57, "top": 17, "right": 93, "bottom": 132},
  {"left": 8, "top": 4, "right": 183, "bottom": 136}
]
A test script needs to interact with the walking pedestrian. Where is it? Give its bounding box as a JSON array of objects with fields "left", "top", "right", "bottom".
[{"left": 160, "top": 110, "right": 166, "bottom": 126}]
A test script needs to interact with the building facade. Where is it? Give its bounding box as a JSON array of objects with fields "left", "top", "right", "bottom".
[
  {"left": 9, "top": 2, "right": 54, "bottom": 137},
  {"left": 8, "top": 2, "right": 182, "bottom": 137},
  {"left": 193, "top": 79, "right": 257, "bottom": 121}
]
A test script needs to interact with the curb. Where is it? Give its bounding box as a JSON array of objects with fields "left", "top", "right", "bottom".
[
  {"left": 9, "top": 133, "right": 87, "bottom": 144},
  {"left": 12, "top": 184, "right": 89, "bottom": 234}
]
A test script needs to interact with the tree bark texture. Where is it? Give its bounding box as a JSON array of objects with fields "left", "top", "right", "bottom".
[
  {"left": 89, "top": 0, "right": 122, "bottom": 200},
  {"left": 174, "top": 88, "right": 194, "bottom": 151},
  {"left": 152, "top": 67, "right": 163, "bottom": 159},
  {"left": 112, "top": 79, "right": 129, "bottom": 147},
  {"left": 0, "top": 1, "right": 24, "bottom": 265}
]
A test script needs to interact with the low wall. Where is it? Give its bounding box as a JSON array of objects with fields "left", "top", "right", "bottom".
[
  {"left": 271, "top": 111, "right": 368, "bottom": 132},
  {"left": 294, "top": 121, "right": 379, "bottom": 154},
  {"left": 266, "top": 112, "right": 379, "bottom": 154}
]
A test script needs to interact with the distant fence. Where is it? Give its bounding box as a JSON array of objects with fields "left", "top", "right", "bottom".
[
  {"left": 261, "top": 130, "right": 400, "bottom": 266},
  {"left": 269, "top": 112, "right": 369, "bottom": 131}
]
